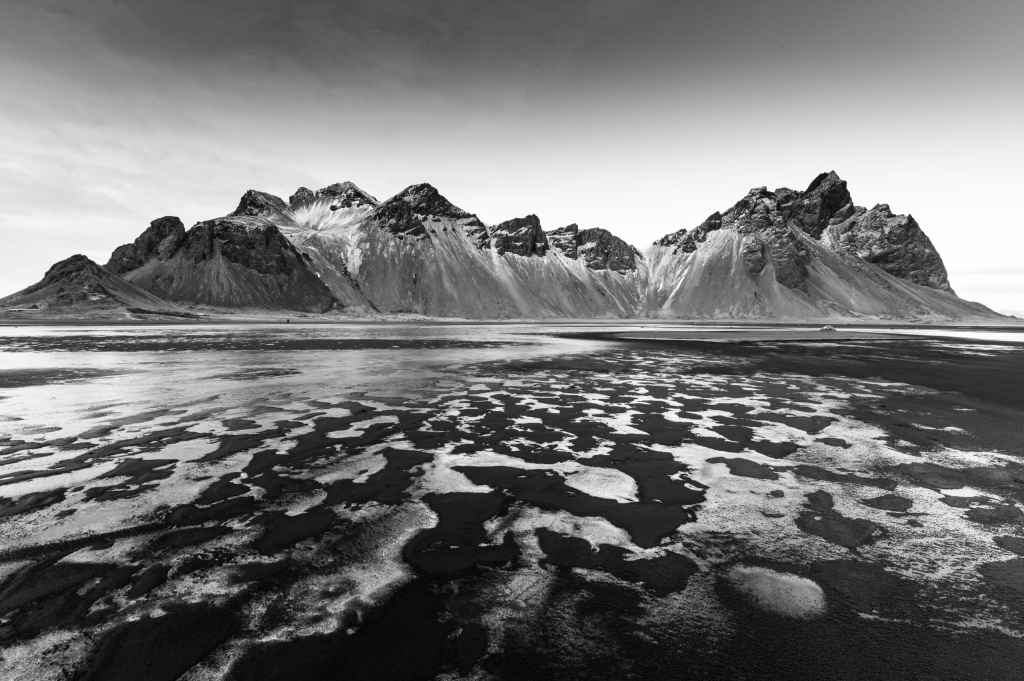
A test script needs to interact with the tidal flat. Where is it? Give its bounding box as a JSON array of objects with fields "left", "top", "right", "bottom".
[{"left": 1, "top": 323, "right": 1023, "bottom": 680}]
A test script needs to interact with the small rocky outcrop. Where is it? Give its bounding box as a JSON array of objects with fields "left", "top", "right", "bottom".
[
  {"left": 106, "top": 216, "right": 186, "bottom": 274},
  {"left": 728, "top": 188, "right": 810, "bottom": 288},
  {"left": 463, "top": 219, "right": 490, "bottom": 249},
  {"left": 655, "top": 212, "right": 723, "bottom": 253},
  {"left": 824, "top": 204, "right": 952, "bottom": 291},
  {"left": 489, "top": 215, "right": 549, "bottom": 256},
  {"left": 740, "top": 234, "right": 767, "bottom": 275},
  {"left": 653, "top": 227, "right": 688, "bottom": 251},
  {"left": 764, "top": 227, "right": 810, "bottom": 288},
  {"left": 547, "top": 224, "right": 580, "bottom": 258}
]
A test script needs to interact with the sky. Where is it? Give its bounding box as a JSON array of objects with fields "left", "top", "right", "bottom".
[{"left": 1, "top": 0, "right": 1022, "bottom": 314}]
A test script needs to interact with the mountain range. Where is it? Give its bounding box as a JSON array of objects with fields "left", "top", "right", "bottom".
[{"left": 0, "top": 171, "right": 1000, "bottom": 320}]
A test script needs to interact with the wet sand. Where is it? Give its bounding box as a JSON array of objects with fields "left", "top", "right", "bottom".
[{"left": 1, "top": 324, "right": 1023, "bottom": 679}]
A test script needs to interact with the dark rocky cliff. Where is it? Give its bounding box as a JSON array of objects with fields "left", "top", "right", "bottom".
[
  {"left": 654, "top": 171, "right": 952, "bottom": 293},
  {"left": 547, "top": 224, "right": 639, "bottom": 273},
  {"left": 106, "top": 216, "right": 186, "bottom": 274},
  {"left": 489, "top": 215, "right": 548, "bottom": 256},
  {"left": 823, "top": 204, "right": 951, "bottom": 291},
  {"left": 107, "top": 216, "right": 336, "bottom": 312}
]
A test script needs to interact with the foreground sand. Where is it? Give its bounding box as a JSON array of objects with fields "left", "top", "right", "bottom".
[{"left": 1, "top": 324, "right": 1023, "bottom": 679}]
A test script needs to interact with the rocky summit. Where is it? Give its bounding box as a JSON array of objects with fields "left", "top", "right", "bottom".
[
  {"left": 231, "top": 190, "right": 290, "bottom": 219},
  {"left": 652, "top": 171, "right": 951, "bottom": 295},
  {"left": 396, "top": 183, "right": 475, "bottom": 219},
  {"left": 289, "top": 181, "right": 378, "bottom": 211},
  {"left": 2, "top": 171, "right": 1000, "bottom": 320},
  {"left": 644, "top": 171, "right": 976, "bottom": 319}
]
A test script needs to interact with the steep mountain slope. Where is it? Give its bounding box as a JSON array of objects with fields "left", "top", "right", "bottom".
[
  {"left": 106, "top": 216, "right": 336, "bottom": 312},
  {"left": 644, "top": 173, "right": 992, "bottom": 319},
  {"left": 284, "top": 183, "right": 642, "bottom": 317},
  {"left": 0, "top": 255, "right": 183, "bottom": 318}
]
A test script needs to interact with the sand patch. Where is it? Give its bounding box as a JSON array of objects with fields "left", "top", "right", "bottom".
[{"left": 726, "top": 565, "right": 826, "bottom": 619}]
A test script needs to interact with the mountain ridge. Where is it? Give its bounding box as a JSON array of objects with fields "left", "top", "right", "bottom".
[{"left": 1, "top": 172, "right": 1003, "bottom": 321}]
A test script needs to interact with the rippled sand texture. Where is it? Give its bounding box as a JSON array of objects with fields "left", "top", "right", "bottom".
[{"left": 1, "top": 324, "right": 1023, "bottom": 680}]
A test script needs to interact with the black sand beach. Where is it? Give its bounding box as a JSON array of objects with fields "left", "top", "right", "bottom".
[{"left": 1, "top": 323, "right": 1023, "bottom": 680}]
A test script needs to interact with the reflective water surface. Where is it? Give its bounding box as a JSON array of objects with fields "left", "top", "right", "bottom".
[{"left": 1, "top": 323, "right": 1023, "bottom": 680}]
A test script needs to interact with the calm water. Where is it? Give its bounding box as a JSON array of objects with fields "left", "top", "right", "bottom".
[{"left": 1, "top": 323, "right": 1023, "bottom": 680}]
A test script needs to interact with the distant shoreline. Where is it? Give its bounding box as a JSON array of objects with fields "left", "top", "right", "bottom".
[{"left": 1, "top": 315, "right": 1022, "bottom": 331}]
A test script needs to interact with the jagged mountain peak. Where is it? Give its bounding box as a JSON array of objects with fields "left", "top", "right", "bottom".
[
  {"left": 362, "top": 183, "right": 486, "bottom": 241},
  {"left": 289, "top": 187, "right": 315, "bottom": 207},
  {"left": 805, "top": 169, "right": 847, "bottom": 193},
  {"left": 649, "top": 170, "right": 953, "bottom": 296},
  {"left": 319, "top": 180, "right": 371, "bottom": 197},
  {"left": 149, "top": 215, "right": 187, "bottom": 233},
  {"left": 231, "top": 190, "right": 288, "bottom": 218},
  {"left": 290, "top": 181, "right": 378, "bottom": 210},
  {"left": 788, "top": 171, "right": 854, "bottom": 238},
  {"left": 392, "top": 183, "right": 471, "bottom": 218}
]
